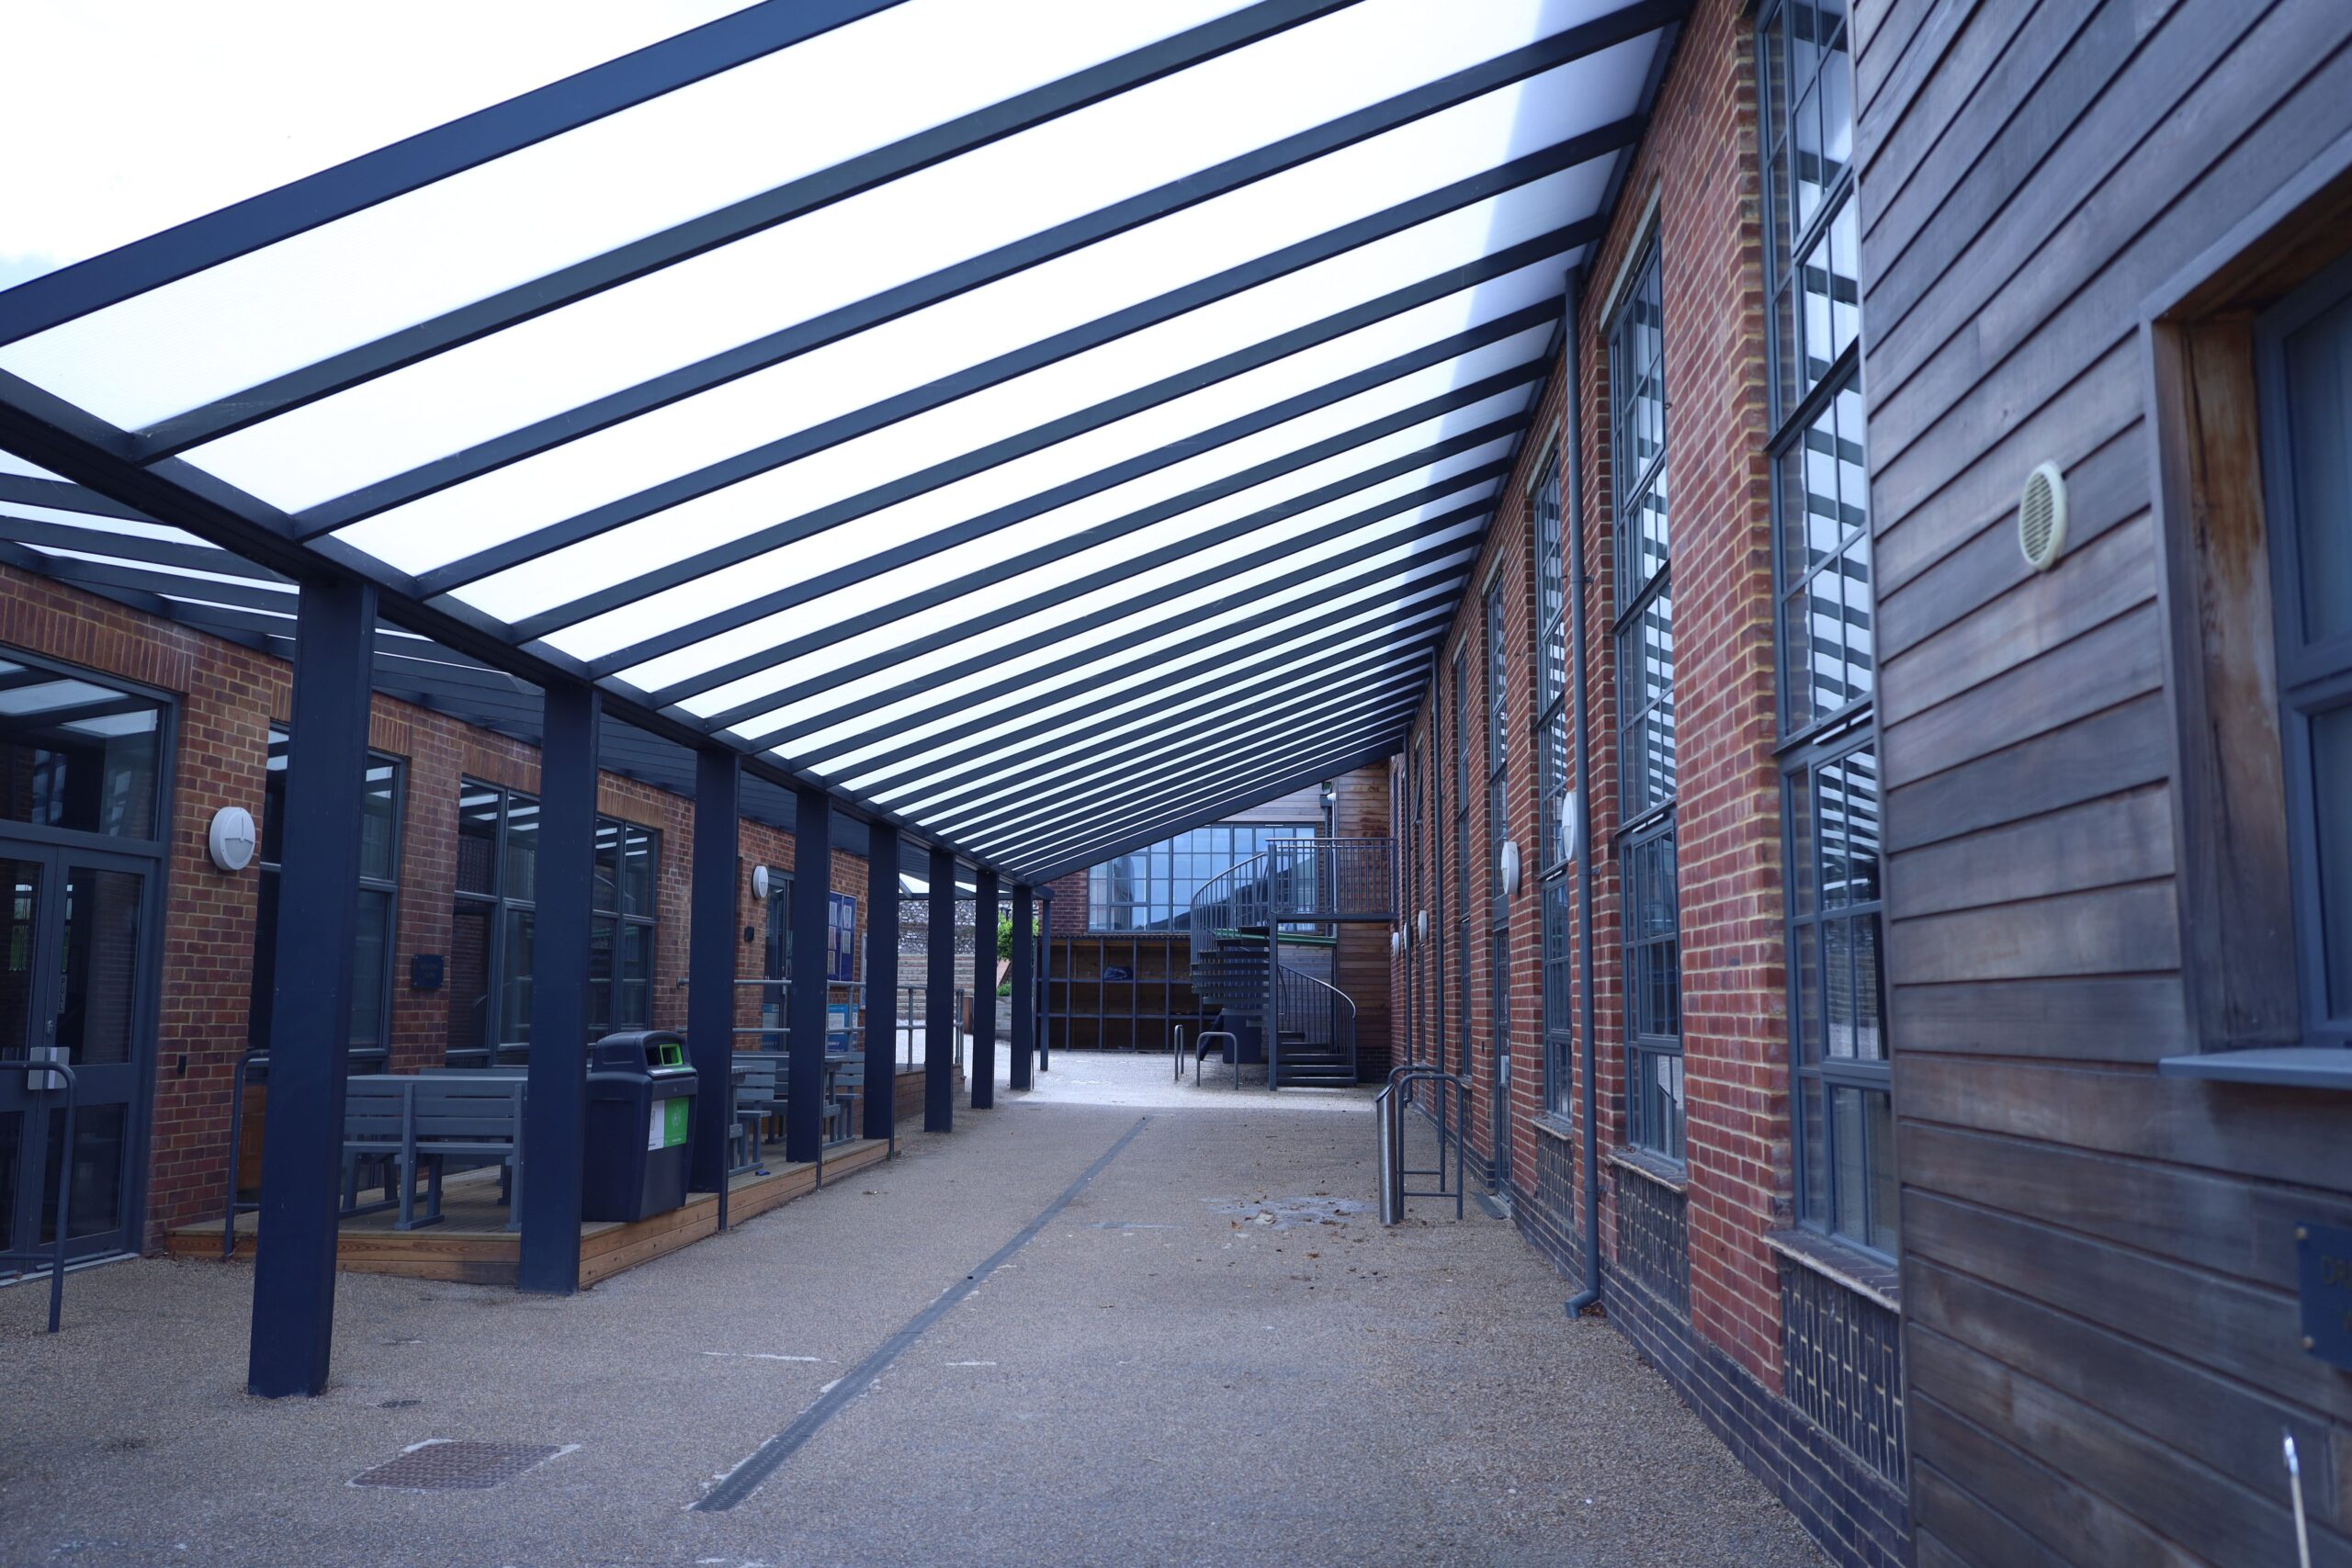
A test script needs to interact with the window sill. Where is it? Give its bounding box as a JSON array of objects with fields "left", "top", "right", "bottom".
[
  {"left": 1764, "top": 1228, "right": 1900, "bottom": 1313},
  {"left": 1531, "top": 1113, "right": 1577, "bottom": 1145},
  {"left": 2156, "top": 1047, "right": 2352, "bottom": 1089},
  {"left": 1605, "top": 1145, "right": 1688, "bottom": 1193}
]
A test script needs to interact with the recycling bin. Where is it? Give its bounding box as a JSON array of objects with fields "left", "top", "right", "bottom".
[{"left": 583, "top": 1029, "right": 698, "bottom": 1223}]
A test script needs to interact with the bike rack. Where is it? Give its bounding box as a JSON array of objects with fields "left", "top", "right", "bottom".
[
  {"left": 1376, "top": 1066, "right": 1469, "bottom": 1224},
  {"left": 1193, "top": 1030, "right": 1240, "bottom": 1089},
  {"left": 2, "top": 1055, "right": 79, "bottom": 1331}
]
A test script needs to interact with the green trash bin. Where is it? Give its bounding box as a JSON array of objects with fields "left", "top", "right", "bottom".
[{"left": 583, "top": 1030, "right": 697, "bottom": 1223}]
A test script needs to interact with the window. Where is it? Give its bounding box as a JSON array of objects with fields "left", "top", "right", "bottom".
[
  {"left": 1762, "top": 0, "right": 1885, "bottom": 1248},
  {"left": 1532, "top": 457, "right": 1574, "bottom": 1115},
  {"left": 591, "top": 818, "right": 659, "bottom": 1034},
  {"left": 247, "top": 727, "right": 401, "bottom": 1066},
  {"left": 1453, "top": 647, "right": 1473, "bottom": 1073},
  {"left": 1085, "top": 822, "right": 1313, "bottom": 931},
  {"left": 1610, "top": 239, "right": 1684, "bottom": 1160},
  {"left": 0, "top": 656, "right": 164, "bottom": 840},
  {"left": 451, "top": 780, "right": 657, "bottom": 1055},
  {"left": 2262, "top": 268, "right": 2352, "bottom": 1049}
]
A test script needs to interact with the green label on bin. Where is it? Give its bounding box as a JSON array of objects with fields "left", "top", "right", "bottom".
[{"left": 662, "top": 1098, "right": 689, "bottom": 1148}]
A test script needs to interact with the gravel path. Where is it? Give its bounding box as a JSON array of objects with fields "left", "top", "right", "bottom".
[{"left": 0, "top": 1053, "right": 1822, "bottom": 1567}]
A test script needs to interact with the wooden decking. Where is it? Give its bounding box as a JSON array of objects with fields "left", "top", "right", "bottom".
[{"left": 168, "top": 1138, "right": 891, "bottom": 1288}]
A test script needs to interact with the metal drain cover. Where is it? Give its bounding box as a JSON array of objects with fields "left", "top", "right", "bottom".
[{"left": 350, "top": 1439, "right": 569, "bottom": 1492}]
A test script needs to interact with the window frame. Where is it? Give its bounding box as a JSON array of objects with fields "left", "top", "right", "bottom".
[
  {"left": 2256, "top": 258, "right": 2352, "bottom": 1051},
  {"left": 250, "top": 726, "right": 403, "bottom": 1067},
  {"left": 1607, "top": 236, "right": 1685, "bottom": 1163},
  {"left": 1083, "top": 821, "right": 1314, "bottom": 931}
]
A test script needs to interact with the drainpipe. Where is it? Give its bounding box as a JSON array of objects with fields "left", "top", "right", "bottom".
[{"left": 1563, "top": 267, "right": 1603, "bottom": 1318}]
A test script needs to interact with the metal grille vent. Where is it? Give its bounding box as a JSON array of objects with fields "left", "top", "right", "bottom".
[
  {"left": 2018, "top": 461, "right": 2069, "bottom": 572},
  {"left": 349, "top": 1439, "right": 569, "bottom": 1492}
]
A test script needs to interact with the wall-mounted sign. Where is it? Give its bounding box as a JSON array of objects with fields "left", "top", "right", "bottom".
[
  {"left": 2298, "top": 1222, "right": 2352, "bottom": 1370},
  {"left": 409, "top": 953, "right": 446, "bottom": 991},
  {"left": 827, "top": 891, "right": 857, "bottom": 983}
]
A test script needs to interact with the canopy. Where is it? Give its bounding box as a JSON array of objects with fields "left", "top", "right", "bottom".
[{"left": 0, "top": 0, "right": 1677, "bottom": 881}]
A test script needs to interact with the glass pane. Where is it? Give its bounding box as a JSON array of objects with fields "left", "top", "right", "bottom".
[
  {"left": 2286, "top": 293, "right": 2352, "bottom": 645},
  {"left": 1796, "top": 924, "right": 1823, "bottom": 1066},
  {"left": 0, "top": 1111, "right": 15, "bottom": 1255},
  {"left": 40, "top": 1102, "right": 128, "bottom": 1244},
  {"left": 590, "top": 917, "right": 616, "bottom": 1038},
  {"left": 1865, "top": 1087, "right": 1898, "bottom": 1255},
  {"left": 2314, "top": 703, "right": 2352, "bottom": 1021},
  {"left": 57, "top": 866, "right": 141, "bottom": 1066},
  {"left": 622, "top": 827, "right": 655, "bottom": 916},
  {"left": 503, "top": 796, "right": 539, "bottom": 902},
  {"left": 1799, "top": 1076, "right": 1827, "bottom": 1227},
  {"left": 621, "top": 922, "right": 652, "bottom": 1028},
  {"left": 349, "top": 887, "right": 392, "bottom": 1048},
  {"left": 456, "top": 787, "right": 501, "bottom": 895},
  {"left": 1832, "top": 1084, "right": 1866, "bottom": 1242},
  {"left": 1788, "top": 767, "right": 1817, "bottom": 917},
  {"left": 358, "top": 758, "right": 400, "bottom": 883},
  {"left": 0, "top": 669, "right": 163, "bottom": 840},
  {"left": 0, "top": 859, "right": 40, "bottom": 1062},
  {"left": 594, "top": 820, "right": 622, "bottom": 914},
  {"left": 447, "top": 902, "right": 492, "bottom": 1055},
  {"left": 260, "top": 728, "right": 290, "bottom": 865},
  {"left": 1824, "top": 917, "right": 1855, "bottom": 1058},
  {"left": 499, "top": 908, "right": 536, "bottom": 1044},
  {"left": 1853, "top": 913, "right": 1884, "bottom": 1062}
]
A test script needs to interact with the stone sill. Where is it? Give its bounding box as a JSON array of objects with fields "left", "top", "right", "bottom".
[
  {"left": 1603, "top": 1145, "right": 1688, "bottom": 1194},
  {"left": 1764, "top": 1227, "right": 1901, "bottom": 1313},
  {"left": 1531, "top": 1113, "right": 1577, "bottom": 1145}
]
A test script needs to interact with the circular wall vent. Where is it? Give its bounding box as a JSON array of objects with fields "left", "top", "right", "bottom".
[{"left": 2018, "top": 461, "right": 2069, "bottom": 572}]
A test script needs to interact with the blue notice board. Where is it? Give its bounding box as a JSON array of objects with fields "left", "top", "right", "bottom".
[
  {"left": 826, "top": 892, "right": 857, "bottom": 983},
  {"left": 2300, "top": 1221, "right": 2352, "bottom": 1370}
]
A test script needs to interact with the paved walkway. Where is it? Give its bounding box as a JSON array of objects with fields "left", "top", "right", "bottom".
[{"left": 0, "top": 1055, "right": 1822, "bottom": 1568}]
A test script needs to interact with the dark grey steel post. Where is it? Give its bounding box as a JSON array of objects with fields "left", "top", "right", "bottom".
[
  {"left": 246, "top": 574, "right": 375, "bottom": 1396},
  {"left": 786, "top": 786, "right": 830, "bottom": 1164},
  {"left": 925, "top": 845, "right": 956, "bottom": 1133},
  {"left": 864, "top": 821, "right": 899, "bottom": 1143},
  {"left": 1009, "top": 883, "right": 1035, "bottom": 1089},
  {"left": 970, "top": 869, "right": 999, "bottom": 1109},
  {"left": 687, "top": 745, "right": 740, "bottom": 1197},
  {"left": 1268, "top": 916, "right": 1282, "bottom": 1092},
  {"left": 519, "top": 680, "right": 599, "bottom": 1294}
]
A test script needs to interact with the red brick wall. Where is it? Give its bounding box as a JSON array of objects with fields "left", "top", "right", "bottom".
[
  {"left": 0, "top": 565, "right": 896, "bottom": 1250},
  {"left": 1388, "top": 0, "right": 1790, "bottom": 1392}
]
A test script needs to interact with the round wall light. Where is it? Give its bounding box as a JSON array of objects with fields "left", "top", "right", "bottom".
[
  {"left": 1391, "top": 929, "right": 1405, "bottom": 958},
  {"left": 208, "top": 806, "right": 257, "bottom": 873},
  {"left": 1416, "top": 908, "right": 1430, "bottom": 942},
  {"left": 751, "top": 864, "right": 774, "bottom": 900},
  {"left": 1499, "top": 839, "right": 1523, "bottom": 897}
]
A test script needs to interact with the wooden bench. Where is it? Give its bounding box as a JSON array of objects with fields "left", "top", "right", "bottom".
[{"left": 342, "top": 1075, "right": 526, "bottom": 1231}]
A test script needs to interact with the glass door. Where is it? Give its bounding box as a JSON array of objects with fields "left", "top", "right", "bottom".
[{"left": 0, "top": 848, "right": 152, "bottom": 1263}]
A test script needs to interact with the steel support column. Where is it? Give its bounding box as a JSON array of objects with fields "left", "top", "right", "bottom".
[
  {"left": 1010, "top": 884, "right": 1035, "bottom": 1091},
  {"left": 246, "top": 574, "right": 376, "bottom": 1397},
  {"left": 864, "top": 822, "right": 899, "bottom": 1143},
  {"left": 925, "top": 845, "right": 956, "bottom": 1133},
  {"left": 787, "top": 787, "right": 831, "bottom": 1163},
  {"left": 687, "top": 746, "right": 741, "bottom": 1195},
  {"left": 1037, "top": 893, "right": 1053, "bottom": 1073},
  {"left": 519, "top": 680, "right": 600, "bottom": 1293},
  {"left": 970, "top": 870, "right": 999, "bottom": 1110}
]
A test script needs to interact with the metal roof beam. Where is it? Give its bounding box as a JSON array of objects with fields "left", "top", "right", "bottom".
[
  {"left": 289, "top": 4, "right": 1676, "bottom": 533},
  {"left": 132, "top": 0, "right": 1370, "bottom": 459}
]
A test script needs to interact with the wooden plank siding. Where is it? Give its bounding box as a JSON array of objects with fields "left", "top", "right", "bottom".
[{"left": 1856, "top": 0, "right": 2352, "bottom": 1562}]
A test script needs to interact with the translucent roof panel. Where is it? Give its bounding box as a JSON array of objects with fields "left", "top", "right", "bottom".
[
  {"left": 3, "top": 0, "right": 1265, "bottom": 430},
  {"left": 184, "top": 32, "right": 1645, "bottom": 515},
  {"left": 0, "top": 0, "right": 1673, "bottom": 873}
]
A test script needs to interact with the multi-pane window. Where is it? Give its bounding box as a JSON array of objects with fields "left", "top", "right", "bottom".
[
  {"left": 1085, "top": 822, "right": 1312, "bottom": 931},
  {"left": 1532, "top": 457, "right": 1574, "bottom": 1115},
  {"left": 590, "top": 818, "right": 659, "bottom": 1035},
  {"left": 1763, "top": 0, "right": 1885, "bottom": 1251},
  {"left": 248, "top": 728, "right": 401, "bottom": 1066},
  {"left": 450, "top": 781, "right": 657, "bottom": 1055},
  {"left": 1486, "top": 581, "right": 1510, "bottom": 924},
  {"left": 1453, "top": 647, "right": 1473, "bottom": 1070},
  {"left": 1611, "top": 240, "right": 1685, "bottom": 1160},
  {"left": 2262, "top": 269, "right": 2352, "bottom": 1048}
]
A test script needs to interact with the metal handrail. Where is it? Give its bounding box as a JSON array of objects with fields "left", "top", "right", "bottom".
[
  {"left": 1377, "top": 1066, "right": 1468, "bottom": 1224},
  {"left": 2, "top": 1056, "right": 77, "bottom": 1331}
]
